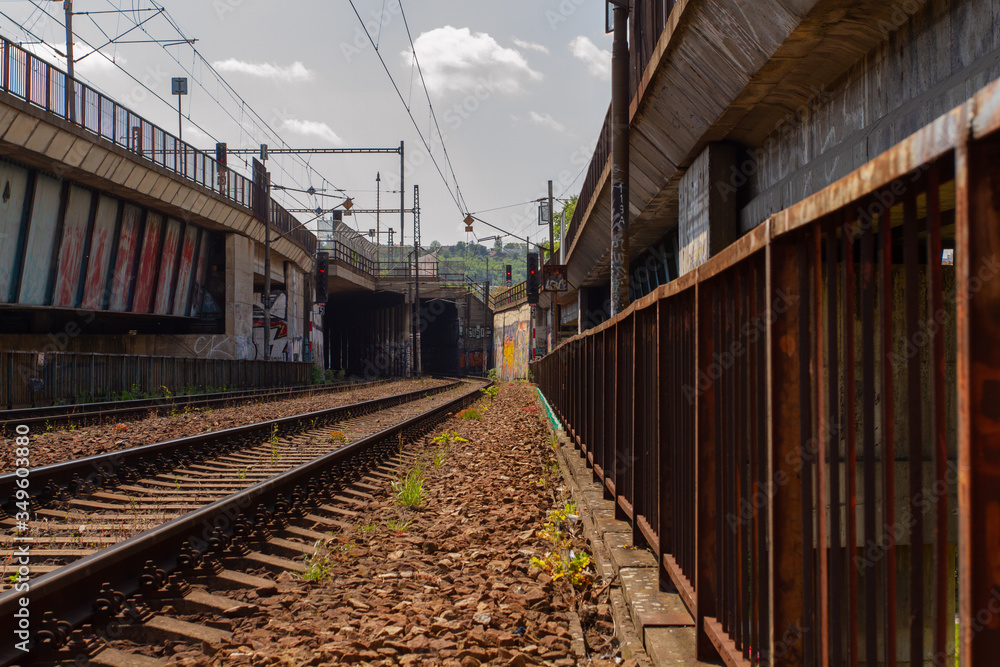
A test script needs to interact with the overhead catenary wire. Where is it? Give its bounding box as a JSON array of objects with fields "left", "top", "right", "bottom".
[
  {"left": 347, "top": 0, "right": 468, "bottom": 217},
  {"left": 16, "top": 0, "right": 346, "bottom": 224},
  {"left": 9, "top": 3, "right": 325, "bottom": 222}
]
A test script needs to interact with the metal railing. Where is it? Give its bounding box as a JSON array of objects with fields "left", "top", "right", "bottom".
[
  {"left": 1, "top": 351, "right": 312, "bottom": 409},
  {"left": 533, "top": 79, "right": 1000, "bottom": 665},
  {"left": 491, "top": 282, "right": 527, "bottom": 310},
  {"left": 0, "top": 35, "right": 315, "bottom": 255}
]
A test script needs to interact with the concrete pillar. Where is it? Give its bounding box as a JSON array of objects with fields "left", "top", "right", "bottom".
[
  {"left": 224, "top": 234, "right": 253, "bottom": 360},
  {"left": 678, "top": 143, "right": 739, "bottom": 276},
  {"left": 578, "top": 286, "right": 609, "bottom": 335}
]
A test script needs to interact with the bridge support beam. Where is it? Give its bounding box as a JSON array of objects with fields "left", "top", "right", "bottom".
[{"left": 679, "top": 143, "right": 739, "bottom": 277}]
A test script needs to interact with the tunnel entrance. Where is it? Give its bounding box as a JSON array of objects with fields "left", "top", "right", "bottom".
[{"left": 420, "top": 299, "right": 459, "bottom": 376}]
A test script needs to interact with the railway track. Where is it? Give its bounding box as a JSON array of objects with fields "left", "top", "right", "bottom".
[
  {"left": 0, "top": 378, "right": 400, "bottom": 435},
  {"left": 0, "top": 378, "right": 486, "bottom": 665}
]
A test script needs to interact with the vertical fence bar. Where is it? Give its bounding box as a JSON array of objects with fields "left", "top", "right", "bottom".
[
  {"left": 879, "top": 203, "right": 899, "bottom": 667},
  {"left": 769, "top": 236, "right": 809, "bottom": 667},
  {"left": 903, "top": 185, "right": 924, "bottom": 666},
  {"left": 860, "top": 206, "right": 878, "bottom": 665},
  {"left": 926, "top": 162, "right": 950, "bottom": 663},
  {"left": 695, "top": 280, "right": 717, "bottom": 660},
  {"left": 842, "top": 211, "right": 859, "bottom": 667},
  {"left": 956, "top": 130, "right": 1000, "bottom": 661},
  {"left": 814, "top": 224, "right": 830, "bottom": 667}
]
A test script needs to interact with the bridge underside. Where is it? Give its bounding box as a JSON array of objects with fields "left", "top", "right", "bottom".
[{"left": 321, "top": 281, "right": 491, "bottom": 378}]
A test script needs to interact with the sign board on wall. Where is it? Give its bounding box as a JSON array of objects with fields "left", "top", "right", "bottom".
[{"left": 543, "top": 265, "right": 568, "bottom": 292}]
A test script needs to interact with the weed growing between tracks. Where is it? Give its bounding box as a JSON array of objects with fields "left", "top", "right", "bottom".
[{"left": 213, "top": 383, "right": 634, "bottom": 667}]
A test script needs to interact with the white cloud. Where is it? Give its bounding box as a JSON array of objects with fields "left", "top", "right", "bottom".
[
  {"left": 280, "top": 118, "right": 343, "bottom": 145},
  {"left": 212, "top": 59, "right": 313, "bottom": 82},
  {"left": 404, "top": 26, "right": 543, "bottom": 96},
  {"left": 512, "top": 38, "right": 549, "bottom": 55},
  {"left": 24, "top": 42, "right": 122, "bottom": 75},
  {"left": 529, "top": 111, "right": 566, "bottom": 133},
  {"left": 569, "top": 36, "right": 611, "bottom": 81},
  {"left": 182, "top": 125, "right": 212, "bottom": 145}
]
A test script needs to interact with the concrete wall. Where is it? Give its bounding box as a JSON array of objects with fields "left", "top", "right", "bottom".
[
  {"left": 740, "top": 0, "right": 1000, "bottom": 231},
  {"left": 678, "top": 143, "right": 738, "bottom": 275}
]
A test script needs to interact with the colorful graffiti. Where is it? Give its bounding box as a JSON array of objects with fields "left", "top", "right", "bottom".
[
  {"left": 253, "top": 292, "right": 289, "bottom": 360},
  {"left": 494, "top": 304, "right": 530, "bottom": 381},
  {"left": 0, "top": 158, "right": 218, "bottom": 315}
]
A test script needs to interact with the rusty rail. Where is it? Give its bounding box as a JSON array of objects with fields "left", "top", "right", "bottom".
[{"left": 534, "top": 79, "right": 1000, "bottom": 666}]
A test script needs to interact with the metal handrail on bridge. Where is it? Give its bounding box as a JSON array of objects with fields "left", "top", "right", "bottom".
[
  {"left": 0, "top": 35, "right": 315, "bottom": 255},
  {"left": 490, "top": 282, "right": 527, "bottom": 310}
]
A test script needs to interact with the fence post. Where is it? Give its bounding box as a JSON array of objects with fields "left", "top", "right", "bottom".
[
  {"left": 694, "top": 281, "right": 718, "bottom": 660},
  {"left": 956, "top": 128, "right": 1000, "bottom": 660},
  {"left": 767, "top": 235, "right": 813, "bottom": 666}
]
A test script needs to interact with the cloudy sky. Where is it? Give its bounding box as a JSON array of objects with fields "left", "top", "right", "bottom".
[{"left": 0, "top": 0, "right": 612, "bottom": 246}]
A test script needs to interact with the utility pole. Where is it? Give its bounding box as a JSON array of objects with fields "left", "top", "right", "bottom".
[
  {"left": 548, "top": 180, "right": 555, "bottom": 264},
  {"left": 376, "top": 172, "right": 381, "bottom": 258},
  {"left": 399, "top": 141, "right": 400, "bottom": 262},
  {"left": 63, "top": 0, "right": 75, "bottom": 122},
  {"left": 260, "top": 162, "right": 272, "bottom": 361},
  {"left": 412, "top": 184, "right": 421, "bottom": 378},
  {"left": 482, "top": 280, "right": 489, "bottom": 377},
  {"left": 610, "top": 0, "right": 631, "bottom": 316},
  {"left": 548, "top": 179, "right": 557, "bottom": 351}
]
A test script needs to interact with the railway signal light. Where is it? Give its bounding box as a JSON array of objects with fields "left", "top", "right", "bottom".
[
  {"left": 527, "top": 253, "right": 539, "bottom": 305},
  {"left": 316, "top": 252, "right": 329, "bottom": 302},
  {"left": 505, "top": 264, "right": 512, "bottom": 286}
]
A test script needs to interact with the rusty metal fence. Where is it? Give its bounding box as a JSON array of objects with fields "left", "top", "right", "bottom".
[
  {"left": 0, "top": 352, "right": 312, "bottom": 409},
  {"left": 533, "top": 84, "right": 1000, "bottom": 665}
]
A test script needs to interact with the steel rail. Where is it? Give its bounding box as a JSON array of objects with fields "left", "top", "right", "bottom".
[
  {"left": 0, "top": 380, "right": 461, "bottom": 509},
  {"left": 0, "top": 380, "right": 486, "bottom": 665}
]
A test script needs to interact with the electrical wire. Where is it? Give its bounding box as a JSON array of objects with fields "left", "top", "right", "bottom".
[
  {"left": 347, "top": 0, "right": 468, "bottom": 217},
  {"left": 396, "top": 0, "right": 468, "bottom": 214}
]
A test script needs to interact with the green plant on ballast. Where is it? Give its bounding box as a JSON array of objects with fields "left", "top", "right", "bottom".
[
  {"left": 387, "top": 517, "right": 413, "bottom": 536},
  {"left": 481, "top": 385, "right": 499, "bottom": 402},
  {"left": 432, "top": 445, "right": 449, "bottom": 470},
  {"left": 237, "top": 467, "right": 247, "bottom": 480},
  {"left": 459, "top": 408, "right": 482, "bottom": 421},
  {"left": 391, "top": 465, "right": 426, "bottom": 508},
  {"left": 269, "top": 424, "right": 281, "bottom": 462},
  {"left": 530, "top": 501, "right": 593, "bottom": 588},
  {"left": 357, "top": 519, "right": 378, "bottom": 539},
  {"left": 487, "top": 368, "right": 499, "bottom": 382},
  {"left": 431, "top": 430, "right": 467, "bottom": 446},
  {"left": 301, "top": 537, "right": 355, "bottom": 582}
]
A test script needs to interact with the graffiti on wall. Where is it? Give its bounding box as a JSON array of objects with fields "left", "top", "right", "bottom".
[
  {"left": 494, "top": 304, "right": 530, "bottom": 381},
  {"left": 253, "top": 292, "right": 289, "bottom": 360},
  {"left": 0, "top": 159, "right": 219, "bottom": 315}
]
